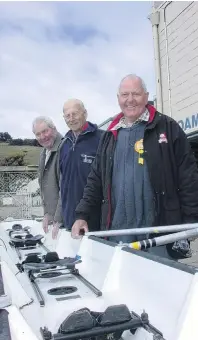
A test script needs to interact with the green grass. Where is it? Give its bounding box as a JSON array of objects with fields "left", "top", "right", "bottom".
[{"left": 0, "top": 143, "right": 41, "bottom": 166}]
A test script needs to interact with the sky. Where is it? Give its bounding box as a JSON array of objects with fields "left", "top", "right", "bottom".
[{"left": 0, "top": 1, "right": 156, "bottom": 138}]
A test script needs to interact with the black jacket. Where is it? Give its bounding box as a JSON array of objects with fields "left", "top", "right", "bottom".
[{"left": 76, "top": 106, "right": 198, "bottom": 250}]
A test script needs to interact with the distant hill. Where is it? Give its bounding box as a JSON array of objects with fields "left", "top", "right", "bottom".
[{"left": 0, "top": 143, "right": 41, "bottom": 166}]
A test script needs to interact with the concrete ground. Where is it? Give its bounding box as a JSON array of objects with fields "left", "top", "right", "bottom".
[{"left": 180, "top": 238, "right": 198, "bottom": 268}]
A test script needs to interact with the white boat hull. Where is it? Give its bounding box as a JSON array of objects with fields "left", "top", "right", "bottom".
[{"left": 0, "top": 219, "right": 197, "bottom": 340}]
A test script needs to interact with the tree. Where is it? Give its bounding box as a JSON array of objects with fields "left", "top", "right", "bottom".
[
  {"left": 33, "top": 139, "right": 41, "bottom": 147},
  {"left": 0, "top": 131, "right": 41, "bottom": 146},
  {"left": 23, "top": 139, "right": 33, "bottom": 146},
  {"left": 9, "top": 138, "right": 40, "bottom": 146},
  {"left": 0, "top": 132, "right": 12, "bottom": 142},
  {"left": 23, "top": 138, "right": 40, "bottom": 146},
  {"left": 9, "top": 139, "right": 24, "bottom": 146}
]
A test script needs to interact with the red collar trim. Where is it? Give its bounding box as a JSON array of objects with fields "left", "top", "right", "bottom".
[
  {"left": 108, "top": 104, "right": 156, "bottom": 138},
  {"left": 82, "top": 122, "right": 89, "bottom": 131}
]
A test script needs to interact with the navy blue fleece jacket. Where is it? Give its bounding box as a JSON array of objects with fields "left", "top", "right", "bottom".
[{"left": 59, "top": 122, "right": 103, "bottom": 229}]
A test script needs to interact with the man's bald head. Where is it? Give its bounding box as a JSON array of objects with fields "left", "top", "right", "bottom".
[
  {"left": 63, "top": 98, "right": 87, "bottom": 133},
  {"left": 63, "top": 98, "right": 87, "bottom": 114},
  {"left": 118, "top": 74, "right": 147, "bottom": 94},
  {"left": 117, "top": 74, "right": 149, "bottom": 122}
]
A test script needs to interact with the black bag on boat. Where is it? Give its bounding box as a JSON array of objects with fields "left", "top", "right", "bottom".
[
  {"left": 98, "top": 305, "right": 131, "bottom": 326},
  {"left": 22, "top": 254, "right": 41, "bottom": 264},
  {"left": 59, "top": 308, "right": 97, "bottom": 334},
  {"left": 167, "top": 239, "right": 192, "bottom": 259},
  {"left": 44, "top": 252, "right": 59, "bottom": 263},
  {"left": 58, "top": 304, "right": 132, "bottom": 340}
]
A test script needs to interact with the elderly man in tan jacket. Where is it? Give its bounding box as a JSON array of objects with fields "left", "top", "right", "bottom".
[{"left": 32, "top": 116, "right": 63, "bottom": 237}]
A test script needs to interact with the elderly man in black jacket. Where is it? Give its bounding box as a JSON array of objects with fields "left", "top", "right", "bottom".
[{"left": 71, "top": 74, "right": 198, "bottom": 259}]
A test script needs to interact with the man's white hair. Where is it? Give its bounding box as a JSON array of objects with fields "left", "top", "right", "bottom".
[
  {"left": 118, "top": 74, "right": 148, "bottom": 93},
  {"left": 32, "top": 116, "right": 56, "bottom": 133},
  {"left": 63, "top": 99, "right": 88, "bottom": 122},
  {"left": 63, "top": 98, "right": 87, "bottom": 114}
]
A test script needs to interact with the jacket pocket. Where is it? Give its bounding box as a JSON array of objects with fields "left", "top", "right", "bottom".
[
  {"left": 163, "top": 197, "right": 182, "bottom": 225},
  {"left": 164, "top": 197, "right": 180, "bottom": 210}
]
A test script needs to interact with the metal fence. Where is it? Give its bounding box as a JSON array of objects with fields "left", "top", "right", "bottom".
[{"left": 0, "top": 167, "right": 43, "bottom": 221}]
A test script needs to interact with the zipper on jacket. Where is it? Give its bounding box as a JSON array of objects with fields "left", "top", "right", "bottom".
[
  {"left": 143, "top": 130, "right": 158, "bottom": 225},
  {"left": 64, "top": 136, "right": 73, "bottom": 148},
  {"left": 72, "top": 136, "right": 78, "bottom": 151},
  {"left": 106, "top": 139, "right": 117, "bottom": 229},
  {"left": 72, "top": 130, "right": 91, "bottom": 151},
  {"left": 144, "top": 127, "right": 166, "bottom": 226}
]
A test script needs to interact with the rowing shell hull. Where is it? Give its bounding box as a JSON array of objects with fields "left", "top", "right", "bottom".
[{"left": 0, "top": 218, "right": 197, "bottom": 340}]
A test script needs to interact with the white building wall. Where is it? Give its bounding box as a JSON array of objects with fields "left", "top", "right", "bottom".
[{"left": 155, "top": 1, "right": 198, "bottom": 134}]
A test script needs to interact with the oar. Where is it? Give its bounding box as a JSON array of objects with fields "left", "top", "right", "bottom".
[
  {"left": 85, "top": 223, "right": 198, "bottom": 238},
  {"left": 126, "top": 228, "right": 198, "bottom": 251}
]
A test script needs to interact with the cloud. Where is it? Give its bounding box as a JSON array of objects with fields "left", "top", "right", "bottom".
[{"left": 0, "top": 1, "right": 155, "bottom": 138}]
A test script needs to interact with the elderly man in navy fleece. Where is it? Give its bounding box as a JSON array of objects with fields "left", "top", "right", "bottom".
[{"left": 52, "top": 98, "right": 103, "bottom": 239}]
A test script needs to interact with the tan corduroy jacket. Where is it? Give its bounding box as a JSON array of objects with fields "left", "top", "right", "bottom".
[{"left": 38, "top": 132, "right": 63, "bottom": 224}]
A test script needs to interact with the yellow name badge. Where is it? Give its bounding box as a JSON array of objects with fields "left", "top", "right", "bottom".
[
  {"left": 134, "top": 139, "right": 144, "bottom": 165},
  {"left": 138, "top": 157, "right": 144, "bottom": 165}
]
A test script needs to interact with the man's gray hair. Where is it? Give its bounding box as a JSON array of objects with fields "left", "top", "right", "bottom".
[
  {"left": 118, "top": 74, "right": 148, "bottom": 93},
  {"left": 63, "top": 98, "right": 87, "bottom": 116},
  {"left": 32, "top": 116, "right": 56, "bottom": 133}
]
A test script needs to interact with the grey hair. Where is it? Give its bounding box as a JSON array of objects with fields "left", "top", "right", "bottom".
[
  {"left": 118, "top": 74, "right": 148, "bottom": 93},
  {"left": 63, "top": 98, "right": 87, "bottom": 117},
  {"left": 32, "top": 116, "right": 56, "bottom": 133}
]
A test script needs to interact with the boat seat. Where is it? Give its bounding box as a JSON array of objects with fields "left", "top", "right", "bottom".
[
  {"left": 44, "top": 251, "right": 59, "bottom": 263},
  {"left": 98, "top": 304, "right": 132, "bottom": 326},
  {"left": 58, "top": 304, "right": 144, "bottom": 340},
  {"left": 22, "top": 253, "right": 82, "bottom": 271},
  {"left": 10, "top": 234, "right": 44, "bottom": 248},
  {"left": 22, "top": 254, "right": 41, "bottom": 264},
  {"left": 8, "top": 226, "right": 30, "bottom": 237},
  {"left": 12, "top": 223, "right": 22, "bottom": 231},
  {"left": 59, "top": 308, "right": 97, "bottom": 334},
  {"left": 7, "top": 223, "right": 22, "bottom": 237}
]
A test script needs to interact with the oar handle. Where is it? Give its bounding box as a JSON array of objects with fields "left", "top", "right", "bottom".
[
  {"left": 85, "top": 223, "right": 198, "bottom": 238},
  {"left": 129, "top": 228, "right": 198, "bottom": 250}
]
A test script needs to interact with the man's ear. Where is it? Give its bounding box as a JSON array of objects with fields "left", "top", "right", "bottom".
[{"left": 84, "top": 110, "right": 88, "bottom": 120}]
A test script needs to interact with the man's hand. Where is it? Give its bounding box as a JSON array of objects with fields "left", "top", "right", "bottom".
[
  {"left": 71, "top": 220, "right": 89, "bottom": 239},
  {"left": 42, "top": 214, "right": 49, "bottom": 233},
  {"left": 52, "top": 222, "right": 61, "bottom": 240}
]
